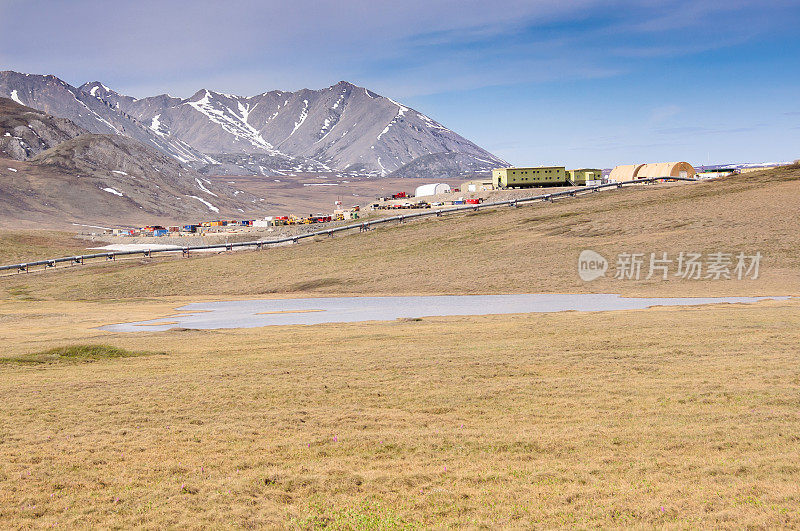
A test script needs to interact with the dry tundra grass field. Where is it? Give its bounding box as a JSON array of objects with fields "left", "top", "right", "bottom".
[{"left": 0, "top": 166, "right": 799, "bottom": 527}]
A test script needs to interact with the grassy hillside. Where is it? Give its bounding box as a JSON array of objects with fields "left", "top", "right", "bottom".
[
  {"left": 0, "top": 229, "right": 90, "bottom": 265},
  {"left": 3, "top": 164, "right": 799, "bottom": 301}
]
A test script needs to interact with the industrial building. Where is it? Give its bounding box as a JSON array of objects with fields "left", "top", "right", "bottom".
[
  {"left": 567, "top": 169, "right": 603, "bottom": 186},
  {"left": 492, "top": 166, "right": 568, "bottom": 188},
  {"left": 415, "top": 183, "right": 452, "bottom": 197},
  {"left": 460, "top": 179, "right": 494, "bottom": 192},
  {"left": 608, "top": 164, "right": 645, "bottom": 181},
  {"left": 637, "top": 162, "right": 695, "bottom": 179},
  {"left": 609, "top": 162, "right": 695, "bottom": 181}
]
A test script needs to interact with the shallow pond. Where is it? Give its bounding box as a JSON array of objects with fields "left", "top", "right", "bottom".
[{"left": 100, "top": 294, "right": 789, "bottom": 332}]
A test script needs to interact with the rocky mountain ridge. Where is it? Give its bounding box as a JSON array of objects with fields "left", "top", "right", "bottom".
[{"left": 0, "top": 71, "right": 507, "bottom": 178}]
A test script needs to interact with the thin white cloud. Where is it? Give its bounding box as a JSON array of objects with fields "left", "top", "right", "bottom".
[{"left": 649, "top": 105, "right": 682, "bottom": 124}]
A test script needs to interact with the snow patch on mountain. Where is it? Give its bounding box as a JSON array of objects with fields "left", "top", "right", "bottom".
[
  {"left": 288, "top": 99, "right": 309, "bottom": 138},
  {"left": 189, "top": 195, "right": 219, "bottom": 212},
  {"left": 315, "top": 117, "right": 335, "bottom": 144},
  {"left": 88, "top": 83, "right": 111, "bottom": 96},
  {"left": 69, "top": 90, "right": 122, "bottom": 134},
  {"left": 376, "top": 99, "right": 409, "bottom": 141},
  {"left": 149, "top": 114, "right": 165, "bottom": 136},
  {"left": 187, "top": 90, "right": 277, "bottom": 153},
  {"left": 385, "top": 97, "right": 409, "bottom": 116},
  {"left": 195, "top": 177, "right": 218, "bottom": 197}
]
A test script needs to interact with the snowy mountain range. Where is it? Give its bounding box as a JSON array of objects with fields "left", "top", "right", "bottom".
[{"left": 0, "top": 71, "right": 507, "bottom": 178}]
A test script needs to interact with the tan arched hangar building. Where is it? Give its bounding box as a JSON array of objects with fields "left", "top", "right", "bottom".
[{"left": 609, "top": 162, "right": 695, "bottom": 181}]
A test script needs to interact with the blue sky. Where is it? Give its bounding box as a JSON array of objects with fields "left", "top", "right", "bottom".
[{"left": 1, "top": 0, "right": 798, "bottom": 167}]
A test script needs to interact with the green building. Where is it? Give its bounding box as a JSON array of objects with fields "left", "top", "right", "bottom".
[
  {"left": 567, "top": 168, "right": 603, "bottom": 185},
  {"left": 491, "top": 166, "right": 568, "bottom": 189}
]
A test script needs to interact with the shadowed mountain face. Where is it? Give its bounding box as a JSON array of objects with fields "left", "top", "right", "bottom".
[
  {"left": 0, "top": 97, "right": 263, "bottom": 225},
  {"left": 0, "top": 97, "right": 84, "bottom": 160},
  {"left": 0, "top": 71, "right": 507, "bottom": 178}
]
